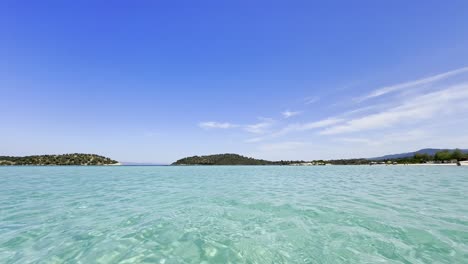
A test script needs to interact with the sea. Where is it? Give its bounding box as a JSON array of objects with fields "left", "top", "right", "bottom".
[{"left": 1, "top": 165, "right": 467, "bottom": 263}]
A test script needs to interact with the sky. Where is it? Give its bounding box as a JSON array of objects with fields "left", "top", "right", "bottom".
[{"left": 2, "top": 1, "right": 468, "bottom": 164}]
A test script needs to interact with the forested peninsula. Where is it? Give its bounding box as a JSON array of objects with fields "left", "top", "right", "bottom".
[
  {"left": 173, "top": 149, "right": 468, "bottom": 166},
  {"left": 0, "top": 154, "right": 119, "bottom": 166},
  {"left": 172, "top": 154, "right": 304, "bottom": 165}
]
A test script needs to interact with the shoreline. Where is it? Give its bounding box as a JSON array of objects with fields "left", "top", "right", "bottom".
[
  {"left": 106, "top": 162, "right": 122, "bottom": 166},
  {"left": 396, "top": 161, "right": 468, "bottom": 166}
]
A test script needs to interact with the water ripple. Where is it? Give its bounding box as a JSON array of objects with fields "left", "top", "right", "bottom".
[{"left": 1, "top": 166, "right": 468, "bottom": 263}]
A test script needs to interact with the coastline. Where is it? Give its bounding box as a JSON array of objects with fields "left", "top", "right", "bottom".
[
  {"left": 106, "top": 162, "right": 122, "bottom": 166},
  {"left": 397, "top": 161, "right": 468, "bottom": 166}
]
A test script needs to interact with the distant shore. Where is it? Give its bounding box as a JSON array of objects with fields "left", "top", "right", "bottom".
[
  {"left": 397, "top": 161, "right": 468, "bottom": 166},
  {"left": 106, "top": 162, "right": 122, "bottom": 166},
  {"left": 0, "top": 154, "right": 120, "bottom": 166}
]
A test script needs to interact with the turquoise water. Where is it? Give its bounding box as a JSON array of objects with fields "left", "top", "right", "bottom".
[{"left": 1, "top": 166, "right": 468, "bottom": 263}]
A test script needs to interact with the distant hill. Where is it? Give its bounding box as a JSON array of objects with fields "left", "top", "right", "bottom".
[
  {"left": 172, "top": 153, "right": 276, "bottom": 165},
  {"left": 0, "top": 154, "right": 119, "bottom": 166},
  {"left": 370, "top": 148, "right": 468, "bottom": 160}
]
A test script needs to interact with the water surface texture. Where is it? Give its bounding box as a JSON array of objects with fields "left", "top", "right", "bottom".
[{"left": 1, "top": 166, "right": 468, "bottom": 263}]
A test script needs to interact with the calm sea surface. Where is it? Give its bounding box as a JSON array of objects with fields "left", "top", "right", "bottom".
[{"left": 1, "top": 166, "right": 468, "bottom": 263}]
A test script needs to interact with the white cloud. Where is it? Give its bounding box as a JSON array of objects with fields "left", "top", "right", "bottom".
[
  {"left": 280, "top": 117, "right": 344, "bottom": 134},
  {"left": 339, "top": 103, "right": 392, "bottom": 118},
  {"left": 199, "top": 122, "right": 238, "bottom": 129},
  {"left": 322, "top": 83, "right": 468, "bottom": 135},
  {"left": 281, "top": 110, "right": 301, "bottom": 118},
  {"left": 199, "top": 118, "right": 275, "bottom": 134},
  {"left": 356, "top": 66, "right": 468, "bottom": 102},
  {"left": 336, "top": 130, "right": 428, "bottom": 146},
  {"left": 331, "top": 130, "right": 439, "bottom": 158},
  {"left": 245, "top": 137, "right": 266, "bottom": 143},
  {"left": 198, "top": 69, "right": 468, "bottom": 160},
  {"left": 244, "top": 119, "right": 275, "bottom": 134},
  {"left": 246, "top": 117, "right": 343, "bottom": 142},
  {"left": 257, "top": 141, "right": 307, "bottom": 152},
  {"left": 304, "top": 96, "right": 319, "bottom": 105}
]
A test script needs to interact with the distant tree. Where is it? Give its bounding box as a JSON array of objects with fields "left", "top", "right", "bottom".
[
  {"left": 435, "top": 150, "right": 452, "bottom": 161},
  {"left": 451, "top": 149, "right": 464, "bottom": 161},
  {"left": 414, "top": 153, "right": 430, "bottom": 162}
]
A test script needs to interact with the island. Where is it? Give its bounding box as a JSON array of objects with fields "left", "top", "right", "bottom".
[
  {"left": 172, "top": 153, "right": 304, "bottom": 165},
  {"left": 0, "top": 154, "right": 120, "bottom": 166}
]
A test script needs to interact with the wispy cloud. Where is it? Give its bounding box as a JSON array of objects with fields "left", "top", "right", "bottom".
[
  {"left": 304, "top": 96, "right": 319, "bottom": 105},
  {"left": 244, "top": 119, "right": 275, "bottom": 134},
  {"left": 355, "top": 66, "right": 468, "bottom": 103},
  {"left": 245, "top": 137, "right": 267, "bottom": 143},
  {"left": 246, "top": 117, "right": 343, "bottom": 142},
  {"left": 338, "top": 103, "right": 392, "bottom": 118},
  {"left": 199, "top": 68, "right": 468, "bottom": 160},
  {"left": 199, "top": 122, "right": 238, "bottom": 129},
  {"left": 322, "top": 83, "right": 468, "bottom": 135},
  {"left": 279, "top": 118, "right": 344, "bottom": 134},
  {"left": 336, "top": 130, "right": 428, "bottom": 146},
  {"left": 257, "top": 141, "right": 308, "bottom": 152},
  {"left": 201, "top": 68, "right": 468, "bottom": 151},
  {"left": 199, "top": 118, "right": 275, "bottom": 134},
  {"left": 281, "top": 110, "right": 301, "bottom": 118}
]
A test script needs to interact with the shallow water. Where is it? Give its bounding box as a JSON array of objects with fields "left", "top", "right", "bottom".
[{"left": 1, "top": 166, "right": 468, "bottom": 263}]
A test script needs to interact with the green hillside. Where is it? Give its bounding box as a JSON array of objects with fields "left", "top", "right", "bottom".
[
  {"left": 0, "top": 153, "right": 119, "bottom": 166},
  {"left": 172, "top": 153, "right": 275, "bottom": 165},
  {"left": 172, "top": 153, "right": 306, "bottom": 165}
]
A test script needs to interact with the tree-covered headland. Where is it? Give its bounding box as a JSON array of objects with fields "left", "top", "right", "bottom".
[
  {"left": 172, "top": 149, "right": 468, "bottom": 166},
  {"left": 172, "top": 153, "right": 304, "bottom": 165},
  {"left": 0, "top": 154, "right": 119, "bottom": 166}
]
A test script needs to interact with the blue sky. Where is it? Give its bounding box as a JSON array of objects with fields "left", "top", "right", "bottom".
[{"left": 2, "top": 1, "right": 468, "bottom": 163}]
